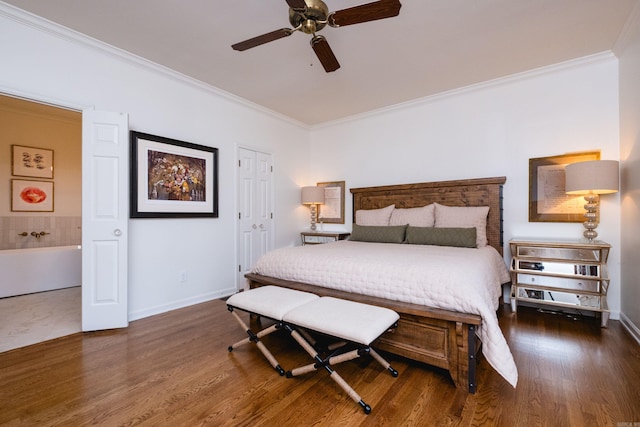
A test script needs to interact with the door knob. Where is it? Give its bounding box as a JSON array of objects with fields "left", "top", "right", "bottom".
[
  {"left": 259, "top": 224, "right": 264, "bottom": 229},
  {"left": 114, "top": 229, "right": 122, "bottom": 237},
  {"left": 252, "top": 224, "right": 257, "bottom": 229}
]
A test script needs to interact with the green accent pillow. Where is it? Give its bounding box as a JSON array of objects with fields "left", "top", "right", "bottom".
[
  {"left": 349, "top": 224, "right": 407, "bottom": 244},
  {"left": 405, "top": 226, "right": 477, "bottom": 248}
]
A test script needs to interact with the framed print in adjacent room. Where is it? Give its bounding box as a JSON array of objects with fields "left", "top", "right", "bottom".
[
  {"left": 12, "top": 145, "right": 54, "bottom": 179},
  {"left": 11, "top": 179, "right": 54, "bottom": 212}
]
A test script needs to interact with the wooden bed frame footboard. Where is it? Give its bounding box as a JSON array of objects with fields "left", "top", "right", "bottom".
[
  {"left": 246, "top": 273, "right": 482, "bottom": 393},
  {"left": 246, "top": 176, "right": 506, "bottom": 393}
]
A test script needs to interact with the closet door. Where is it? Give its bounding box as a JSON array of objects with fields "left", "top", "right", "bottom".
[{"left": 237, "top": 148, "right": 274, "bottom": 290}]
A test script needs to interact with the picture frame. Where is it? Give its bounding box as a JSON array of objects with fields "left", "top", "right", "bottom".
[
  {"left": 529, "top": 151, "right": 600, "bottom": 222},
  {"left": 317, "top": 180, "right": 345, "bottom": 224},
  {"left": 11, "top": 179, "right": 54, "bottom": 212},
  {"left": 130, "top": 131, "right": 218, "bottom": 218},
  {"left": 12, "top": 145, "right": 54, "bottom": 179}
]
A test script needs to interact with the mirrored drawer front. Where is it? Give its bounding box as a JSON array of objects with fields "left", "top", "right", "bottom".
[
  {"left": 516, "top": 246, "right": 601, "bottom": 262},
  {"left": 517, "top": 287, "right": 601, "bottom": 309},
  {"left": 516, "top": 273, "right": 601, "bottom": 292},
  {"left": 304, "top": 236, "right": 335, "bottom": 244},
  {"left": 515, "top": 260, "right": 602, "bottom": 277}
]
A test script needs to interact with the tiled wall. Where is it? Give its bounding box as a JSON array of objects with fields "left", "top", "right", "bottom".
[{"left": 0, "top": 216, "right": 81, "bottom": 250}]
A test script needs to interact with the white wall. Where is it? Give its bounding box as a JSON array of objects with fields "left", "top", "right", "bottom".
[
  {"left": 617, "top": 4, "right": 640, "bottom": 339},
  {"left": 0, "top": 5, "right": 311, "bottom": 320},
  {"left": 1, "top": 3, "right": 631, "bottom": 326},
  {"left": 310, "top": 55, "right": 623, "bottom": 318}
]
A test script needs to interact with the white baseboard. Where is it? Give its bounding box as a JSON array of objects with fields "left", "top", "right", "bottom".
[
  {"left": 128, "top": 286, "right": 237, "bottom": 322},
  {"left": 619, "top": 312, "right": 640, "bottom": 346}
]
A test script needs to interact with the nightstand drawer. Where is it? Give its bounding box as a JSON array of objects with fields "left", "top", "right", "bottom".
[
  {"left": 516, "top": 246, "right": 601, "bottom": 262},
  {"left": 301, "top": 231, "right": 350, "bottom": 245},
  {"left": 515, "top": 273, "right": 601, "bottom": 293},
  {"left": 516, "top": 287, "right": 602, "bottom": 309},
  {"left": 513, "top": 259, "right": 603, "bottom": 277},
  {"left": 304, "top": 235, "right": 336, "bottom": 244}
]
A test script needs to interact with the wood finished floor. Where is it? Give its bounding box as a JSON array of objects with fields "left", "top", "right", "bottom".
[{"left": 1, "top": 299, "right": 639, "bottom": 426}]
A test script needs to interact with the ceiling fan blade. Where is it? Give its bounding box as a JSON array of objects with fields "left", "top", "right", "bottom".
[
  {"left": 286, "top": 0, "right": 307, "bottom": 11},
  {"left": 311, "top": 35, "right": 340, "bottom": 73},
  {"left": 231, "top": 28, "right": 293, "bottom": 51},
  {"left": 329, "top": 0, "right": 402, "bottom": 27}
]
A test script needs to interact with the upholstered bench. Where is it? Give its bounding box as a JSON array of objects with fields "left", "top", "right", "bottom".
[
  {"left": 227, "top": 285, "right": 319, "bottom": 375},
  {"left": 226, "top": 285, "right": 399, "bottom": 414}
]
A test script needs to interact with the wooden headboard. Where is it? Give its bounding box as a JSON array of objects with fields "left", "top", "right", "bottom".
[{"left": 350, "top": 177, "right": 506, "bottom": 255}]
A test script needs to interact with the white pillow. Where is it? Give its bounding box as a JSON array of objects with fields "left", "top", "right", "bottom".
[
  {"left": 434, "top": 203, "right": 490, "bottom": 247},
  {"left": 355, "top": 204, "right": 395, "bottom": 226},
  {"left": 389, "top": 204, "right": 435, "bottom": 227}
]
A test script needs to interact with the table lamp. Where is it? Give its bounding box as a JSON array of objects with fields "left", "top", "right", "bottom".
[
  {"left": 565, "top": 160, "right": 619, "bottom": 241},
  {"left": 301, "top": 186, "right": 325, "bottom": 231}
]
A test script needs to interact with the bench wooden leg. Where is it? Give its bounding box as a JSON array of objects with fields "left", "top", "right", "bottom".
[
  {"left": 369, "top": 348, "right": 399, "bottom": 377},
  {"left": 284, "top": 326, "right": 376, "bottom": 414},
  {"left": 227, "top": 307, "right": 285, "bottom": 376}
]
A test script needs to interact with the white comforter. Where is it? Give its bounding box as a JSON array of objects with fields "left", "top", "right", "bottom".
[{"left": 252, "top": 240, "right": 518, "bottom": 387}]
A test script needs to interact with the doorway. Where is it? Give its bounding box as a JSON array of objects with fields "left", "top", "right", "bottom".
[
  {"left": 1, "top": 94, "right": 130, "bottom": 350},
  {"left": 0, "top": 94, "right": 82, "bottom": 351}
]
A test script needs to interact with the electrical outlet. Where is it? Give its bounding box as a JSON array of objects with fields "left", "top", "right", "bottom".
[{"left": 180, "top": 271, "right": 188, "bottom": 283}]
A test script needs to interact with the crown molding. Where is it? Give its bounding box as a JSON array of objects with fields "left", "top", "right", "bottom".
[
  {"left": 613, "top": 0, "right": 640, "bottom": 55},
  {"left": 0, "top": 2, "right": 622, "bottom": 131},
  {"left": 312, "top": 51, "right": 617, "bottom": 130},
  {"left": 0, "top": 2, "right": 309, "bottom": 130}
]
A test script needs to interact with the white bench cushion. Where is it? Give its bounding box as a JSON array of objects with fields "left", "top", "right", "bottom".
[
  {"left": 283, "top": 297, "right": 399, "bottom": 345},
  {"left": 227, "top": 286, "right": 318, "bottom": 320}
]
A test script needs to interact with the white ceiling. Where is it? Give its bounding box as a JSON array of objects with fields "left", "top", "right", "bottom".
[{"left": 3, "top": 0, "right": 637, "bottom": 125}]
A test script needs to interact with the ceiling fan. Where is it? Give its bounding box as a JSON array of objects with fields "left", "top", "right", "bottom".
[{"left": 231, "top": 0, "right": 402, "bottom": 72}]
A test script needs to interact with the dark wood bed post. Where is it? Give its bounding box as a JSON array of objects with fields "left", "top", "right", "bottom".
[{"left": 247, "top": 176, "right": 507, "bottom": 392}]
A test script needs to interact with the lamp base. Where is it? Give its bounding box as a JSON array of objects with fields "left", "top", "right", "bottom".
[
  {"left": 309, "top": 204, "right": 318, "bottom": 231},
  {"left": 582, "top": 193, "right": 599, "bottom": 242}
]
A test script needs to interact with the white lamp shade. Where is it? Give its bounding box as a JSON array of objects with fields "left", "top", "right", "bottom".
[
  {"left": 301, "top": 186, "right": 325, "bottom": 205},
  {"left": 565, "top": 160, "right": 619, "bottom": 195}
]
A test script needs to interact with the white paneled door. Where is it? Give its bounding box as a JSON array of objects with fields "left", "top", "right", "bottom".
[
  {"left": 237, "top": 147, "right": 273, "bottom": 290},
  {"left": 81, "top": 110, "right": 129, "bottom": 331}
]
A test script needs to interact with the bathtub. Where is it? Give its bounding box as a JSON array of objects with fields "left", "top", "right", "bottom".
[{"left": 0, "top": 245, "right": 81, "bottom": 298}]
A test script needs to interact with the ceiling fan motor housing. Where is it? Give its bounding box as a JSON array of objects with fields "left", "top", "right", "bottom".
[{"left": 289, "top": 0, "right": 329, "bottom": 34}]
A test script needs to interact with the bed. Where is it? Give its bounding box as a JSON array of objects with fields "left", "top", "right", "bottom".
[{"left": 245, "top": 176, "right": 517, "bottom": 392}]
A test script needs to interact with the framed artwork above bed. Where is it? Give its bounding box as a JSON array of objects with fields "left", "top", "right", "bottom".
[
  {"left": 317, "top": 180, "right": 345, "bottom": 224},
  {"left": 528, "top": 151, "right": 600, "bottom": 222}
]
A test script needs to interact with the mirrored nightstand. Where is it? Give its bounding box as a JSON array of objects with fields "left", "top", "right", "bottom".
[{"left": 509, "top": 238, "right": 611, "bottom": 327}]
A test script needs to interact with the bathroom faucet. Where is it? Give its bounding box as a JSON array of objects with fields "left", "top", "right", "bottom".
[{"left": 30, "top": 231, "right": 50, "bottom": 239}]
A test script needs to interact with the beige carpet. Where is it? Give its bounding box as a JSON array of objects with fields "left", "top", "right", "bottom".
[{"left": 0, "top": 287, "right": 81, "bottom": 353}]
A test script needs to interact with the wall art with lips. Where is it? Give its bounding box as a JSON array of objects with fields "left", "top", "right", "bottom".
[{"left": 11, "top": 179, "right": 54, "bottom": 212}]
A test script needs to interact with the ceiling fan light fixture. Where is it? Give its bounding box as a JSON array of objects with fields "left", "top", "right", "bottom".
[{"left": 302, "top": 19, "right": 317, "bottom": 34}]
